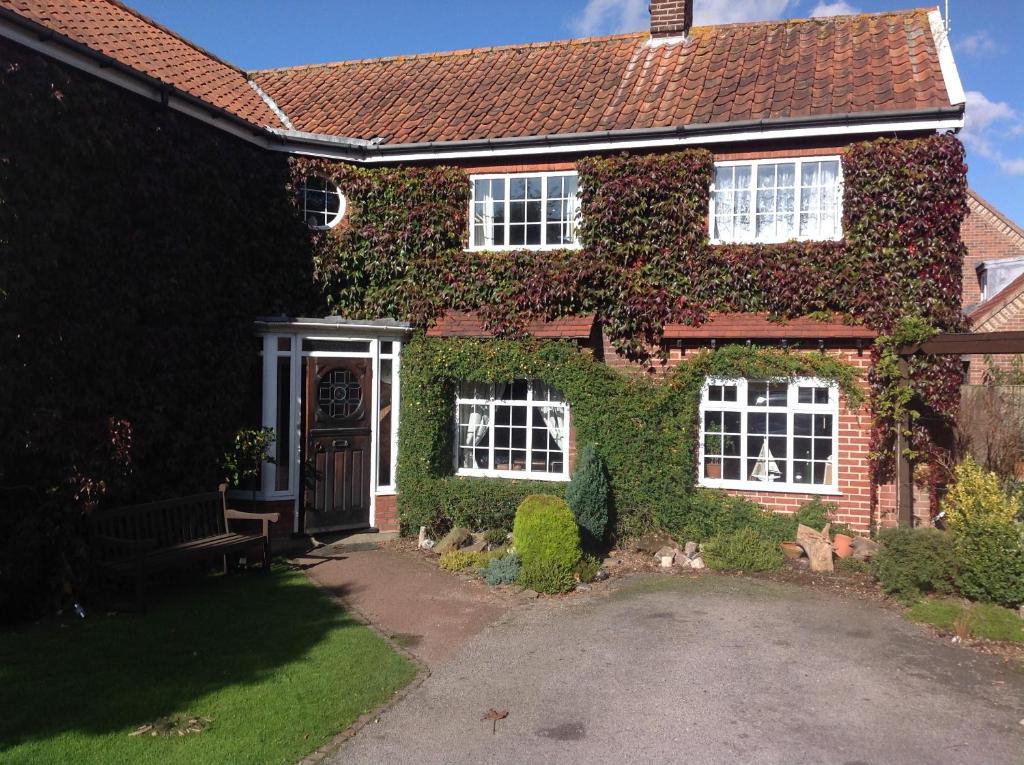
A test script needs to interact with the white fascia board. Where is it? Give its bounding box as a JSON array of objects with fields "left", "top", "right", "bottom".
[
  {"left": 275, "top": 116, "right": 966, "bottom": 164},
  {"left": 929, "top": 8, "right": 966, "bottom": 106}
]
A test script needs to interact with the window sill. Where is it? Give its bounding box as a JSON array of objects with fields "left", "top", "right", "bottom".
[
  {"left": 455, "top": 469, "right": 569, "bottom": 482},
  {"left": 708, "top": 236, "right": 844, "bottom": 247},
  {"left": 699, "top": 479, "right": 841, "bottom": 497},
  {"left": 463, "top": 244, "right": 582, "bottom": 254},
  {"left": 375, "top": 487, "right": 397, "bottom": 496}
]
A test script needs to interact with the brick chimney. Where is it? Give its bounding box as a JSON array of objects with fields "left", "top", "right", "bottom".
[{"left": 650, "top": 0, "right": 693, "bottom": 39}]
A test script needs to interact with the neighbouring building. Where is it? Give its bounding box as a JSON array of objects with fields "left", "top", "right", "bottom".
[{"left": 0, "top": 0, "right": 969, "bottom": 543}]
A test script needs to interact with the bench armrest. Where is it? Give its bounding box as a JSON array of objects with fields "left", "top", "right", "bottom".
[{"left": 225, "top": 509, "right": 280, "bottom": 537}]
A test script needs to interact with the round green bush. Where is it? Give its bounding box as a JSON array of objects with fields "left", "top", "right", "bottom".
[
  {"left": 512, "top": 494, "right": 581, "bottom": 576},
  {"left": 702, "top": 527, "right": 784, "bottom": 572},
  {"left": 954, "top": 519, "right": 1024, "bottom": 608},
  {"left": 871, "top": 528, "right": 957, "bottom": 603}
]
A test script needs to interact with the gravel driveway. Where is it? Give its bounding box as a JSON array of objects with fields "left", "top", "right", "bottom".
[{"left": 333, "top": 575, "right": 1024, "bottom": 765}]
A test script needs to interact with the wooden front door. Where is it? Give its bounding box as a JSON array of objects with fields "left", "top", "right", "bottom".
[{"left": 303, "top": 357, "right": 372, "bottom": 533}]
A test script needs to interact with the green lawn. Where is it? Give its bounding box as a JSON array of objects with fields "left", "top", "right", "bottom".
[
  {"left": 907, "top": 598, "right": 1024, "bottom": 643},
  {"left": 0, "top": 566, "right": 418, "bottom": 765}
]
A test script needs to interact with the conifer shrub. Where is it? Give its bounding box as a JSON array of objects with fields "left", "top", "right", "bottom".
[
  {"left": 482, "top": 553, "right": 521, "bottom": 586},
  {"left": 565, "top": 444, "right": 611, "bottom": 550}
]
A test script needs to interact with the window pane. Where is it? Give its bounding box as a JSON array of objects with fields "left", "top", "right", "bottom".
[
  {"left": 274, "top": 357, "right": 291, "bottom": 492},
  {"left": 377, "top": 359, "right": 393, "bottom": 488}
]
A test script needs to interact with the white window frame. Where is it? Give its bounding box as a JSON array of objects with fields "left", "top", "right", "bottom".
[
  {"left": 468, "top": 170, "right": 582, "bottom": 251},
  {"left": 698, "top": 377, "right": 841, "bottom": 495},
  {"left": 298, "top": 177, "right": 346, "bottom": 231},
  {"left": 453, "top": 379, "right": 571, "bottom": 482},
  {"left": 709, "top": 156, "right": 843, "bottom": 245}
]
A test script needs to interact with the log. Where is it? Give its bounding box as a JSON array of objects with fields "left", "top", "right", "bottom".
[{"left": 795, "top": 523, "right": 834, "bottom": 573}]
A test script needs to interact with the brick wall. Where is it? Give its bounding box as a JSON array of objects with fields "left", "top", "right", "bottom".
[
  {"left": 374, "top": 493, "right": 400, "bottom": 533},
  {"left": 961, "top": 192, "right": 1024, "bottom": 310}
]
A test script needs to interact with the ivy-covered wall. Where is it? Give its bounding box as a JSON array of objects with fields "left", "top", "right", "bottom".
[
  {"left": 0, "top": 40, "right": 318, "bottom": 617},
  {"left": 398, "top": 337, "right": 865, "bottom": 537}
]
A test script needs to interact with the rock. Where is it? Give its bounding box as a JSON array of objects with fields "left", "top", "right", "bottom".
[
  {"left": 434, "top": 527, "right": 472, "bottom": 555},
  {"left": 593, "top": 569, "right": 610, "bottom": 582},
  {"left": 464, "top": 533, "right": 488, "bottom": 553},
  {"left": 420, "top": 539, "right": 435, "bottom": 551},
  {"left": 675, "top": 555, "right": 692, "bottom": 569},
  {"left": 689, "top": 556, "right": 706, "bottom": 570},
  {"left": 418, "top": 526, "right": 428, "bottom": 547},
  {"left": 634, "top": 531, "right": 675, "bottom": 555},
  {"left": 684, "top": 541, "right": 699, "bottom": 557},
  {"left": 575, "top": 584, "right": 591, "bottom": 592},
  {"left": 796, "top": 523, "right": 834, "bottom": 573},
  {"left": 518, "top": 588, "right": 539, "bottom": 600},
  {"left": 851, "top": 536, "right": 880, "bottom": 561}
]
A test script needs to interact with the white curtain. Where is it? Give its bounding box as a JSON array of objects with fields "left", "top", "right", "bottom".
[
  {"left": 538, "top": 405, "right": 568, "bottom": 453},
  {"left": 462, "top": 409, "right": 490, "bottom": 467}
]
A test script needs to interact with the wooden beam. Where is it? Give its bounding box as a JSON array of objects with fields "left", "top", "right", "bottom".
[
  {"left": 896, "top": 357, "right": 914, "bottom": 527},
  {"left": 900, "top": 331, "right": 1024, "bottom": 356}
]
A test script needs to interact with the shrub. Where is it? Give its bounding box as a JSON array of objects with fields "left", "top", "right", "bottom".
[
  {"left": 835, "top": 557, "right": 870, "bottom": 575},
  {"left": 943, "top": 456, "right": 1022, "bottom": 530},
  {"left": 942, "top": 457, "right": 1024, "bottom": 608},
  {"left": 702, "top": 527, "right": 784, "bottom": 572},
  {"left": 573, "top": 554, "right": 602, "bottom": 583},
  {"left": 482, "top": 553, "right": 521, "bottom": 586},
  {"left": 439, "top": 550, "right": 482, "bottom": 572},
  {"left": 519, "top": 559, "right": 576, "bottom": 594},
  {"left": 565, "top": 444, "right": 611, "bottom": 550},
  {"left": 513, "top": 495, "right": 581, "bottom": 594},
  {"left": 484, "top": 528, "right": 509, "bottom": 546},
  {"left": 871, "top": 528, "right": 958, "bottom": 603},
  {"left": 660, "top": 489, "right": 796, "bottom": 546},
  {"left": 794, "top": 497, "right": 836, "bottom": 531},
  {"left": 512, "top": 495, "right": 581, "bottom": 571},
  {"left": 953, "top": 519, "right": 1024, "bottom": 608}
]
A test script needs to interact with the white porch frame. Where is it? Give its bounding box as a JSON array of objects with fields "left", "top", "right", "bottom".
[{"left": 253, "top": 317, "right": 411, "bottom": 533}]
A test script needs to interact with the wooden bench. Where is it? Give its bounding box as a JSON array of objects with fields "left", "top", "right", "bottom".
[{"left": 91, "top": 484, "right": 279, "bottom": 607}]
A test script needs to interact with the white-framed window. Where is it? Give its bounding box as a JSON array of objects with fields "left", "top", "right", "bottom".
[
  {"left": 454, "top": 379, "right": 570, "bottom": 480},
  {"left": 469, "top": 172, "right": 580, "bottom": 250},
  {"left": 699, "top": 377, "right": 839, "bottom": 494},
  {"left": 710, "top": 157, "right": 842, "bottom": 244},
  {"left": 298, "top": 176, "right": 346, "bottom": 230}
]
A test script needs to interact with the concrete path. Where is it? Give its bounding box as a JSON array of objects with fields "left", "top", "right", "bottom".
[
  {"left": 294, "top": 547, "right": 509, "bottom": 666},
  {"left": 333, "top": 575, "right": 1024, "bottom": 765}
]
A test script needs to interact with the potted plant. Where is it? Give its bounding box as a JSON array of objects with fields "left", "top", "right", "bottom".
[
  {"left": 705, "top": 421, "right": 724, "bottom": 479},
  {"left": 223, "top": 427, "right": 276, "bottom": 503}
]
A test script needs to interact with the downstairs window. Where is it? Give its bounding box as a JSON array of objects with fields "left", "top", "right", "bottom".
[
  {"left": 454, "top": 379, "right": 569, "bottom": 480},
  {"left": 699, "top": 378, "right": 839, "bottom": 493}
]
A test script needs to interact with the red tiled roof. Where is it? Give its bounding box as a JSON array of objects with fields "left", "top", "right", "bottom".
[
  {"left": 663, "top": 313, "right": 877, "bottom": 340},
  {"left": 427, "top": 311, "right": 595, "bottom": 340},
  {"left": 0, "top": 0, "right": 282, "bottom": 127},
  {"left": 251, "top": 10, "right": 953, "bottom": 144}
]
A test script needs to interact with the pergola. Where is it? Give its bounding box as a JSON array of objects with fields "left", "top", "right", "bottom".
[{"left": 895, "top": 331, "right": 1024, "bottom": 526}]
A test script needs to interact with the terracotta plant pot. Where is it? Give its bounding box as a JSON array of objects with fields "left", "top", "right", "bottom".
[
  {"left": 780, "top": 541, "right": 803, "bottom": 560},
  {"left": 832, "top": 533, "right": 854, "bottom": 559},
  {"left": 705, "top": 462, "right": 722, "bottom": 479}
]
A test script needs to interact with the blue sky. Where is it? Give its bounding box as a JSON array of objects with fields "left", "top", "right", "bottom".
[{"left": 133, "top": 0, "right": 1023, "bottom": 222}]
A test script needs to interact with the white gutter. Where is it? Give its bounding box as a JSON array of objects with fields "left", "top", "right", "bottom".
[{"left": 1, "top": 13, "right": 965, "bottom": 166}]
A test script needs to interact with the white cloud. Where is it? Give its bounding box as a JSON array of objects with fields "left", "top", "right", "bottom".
[
  {"left": 569, "top": 0, "right": 647, "bottom": 36},
  {"left": 809, "top": 1, "right": 860, "bottom": 17},
  {"left": 958, "top": 31, "right": 1002, "bottom": 58},
  {"left": 962, "top": 91, "right": 1024, "bottom": 176},
  {"left": 694, "top": 0, "right": 797, "bottom": 25}
]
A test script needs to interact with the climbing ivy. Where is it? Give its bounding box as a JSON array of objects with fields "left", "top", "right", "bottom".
[{"left": 398, "top": 337, "right": 863, "bottom": 537}]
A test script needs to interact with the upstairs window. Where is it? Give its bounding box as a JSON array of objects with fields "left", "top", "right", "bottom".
[
  {"left": 699, "top": 378, "right": 839, "bottom": 493},
  {"left": 454, "top": 379, "right": 569, "bottom": 480},
  {"left": 711, "top": 158, "right": 842, "bottom": 244},
  {"left": 470, "top": 172, "right": 580, "bottom": 250},
  {"left": 298, "top": 176, "right": 346, "bottom": 230}
]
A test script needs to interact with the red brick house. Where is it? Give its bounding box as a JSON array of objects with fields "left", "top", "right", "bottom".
[
  {"left": 0, "top": 0, "right": 968, "bottom": 541},
  {"left": 961, "top": 190, "right": 1024, "bottom": 383}
]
